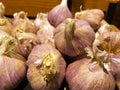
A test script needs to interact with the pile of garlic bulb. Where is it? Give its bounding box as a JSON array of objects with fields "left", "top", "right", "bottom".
[{"left": 0, "top": 1, "right": 120, "bottom": 90}]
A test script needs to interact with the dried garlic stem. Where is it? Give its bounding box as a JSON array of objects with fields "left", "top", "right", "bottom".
[
  {"left": 15, "top": 28, "right": 36, "bottom": 41},
  {"left": 64, "top": 18, "right": 75, "bottom": 47},
  {"left": 86, "top": 46, "right": 111, "bottom": 72},
  {"left": 0, "top": 35, "right": 16, "bottom": 55},
  {"left": 61, "top": 0, "right": 67, "bottom": 6},
  {"left": 36, "top": 53, "right": 57, "bottom": 85},
  {"left": 18, "top": 11, "right": 27, "bottom": 19}
]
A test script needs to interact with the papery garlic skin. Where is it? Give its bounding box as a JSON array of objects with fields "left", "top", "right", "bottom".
[
  {"left": 107, "top": 54, "right": 120, "bottom": 90},
  {"left": 34, "top": 13, "right": 54, "bottom": 30},
  {"left": 93, "top": 23, "right": 120, "bottom": 56},
  {"left": 0, "top": 18, "right": 13, "bottom": 34},
  {"left": 34, "top": 13, "right": 43, "bottom": 30},
  {"left": 98, "top": 23, "right": 120, "bottom": 34},
  {"left": 66, "top": 58, "right": 115, "bottom": 90},
  {"left": 0, "top": 55, "right": 26, "bottom": 90},
  {"left": 27, "top": 44, "right": 66, "bottom": 90},
  {"left": 35, "top": 13, "right": 55, "bottom": 46},
  {"left": 75, "top": 9, "right": 104, "bottom": 30},
  {"left": 54, "top": 18, "right": 95, "bottom": 59},
  {"left": 48, "top": 0, "right": 72, "bottom": 27},
  {"left": 96, "top": 31, "right": 120, "bottom": 54},
  {"left": 12, "top": 11, "right": 38, "bottom": 34},
  {"left": 13, "top": 29, "right": 38, "bottom": 58},
  {"left": 0, "top": 30, "right": 26, "bottom": 90}
]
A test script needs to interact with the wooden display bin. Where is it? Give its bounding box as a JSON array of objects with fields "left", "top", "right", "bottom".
[{"left": 1, "top": 0, "right": 110, "bottom": 18}]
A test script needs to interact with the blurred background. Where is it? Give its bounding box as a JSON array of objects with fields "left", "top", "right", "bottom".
[
  {"left": 1, "top": 0, "right": 120, "bottom": 29},
  {"left": 0, "top": 0, "right": 112, "bottom": 17}
]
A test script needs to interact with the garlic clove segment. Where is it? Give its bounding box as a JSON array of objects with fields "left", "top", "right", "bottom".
[{"left": 48, "top": 0, "right": 72, "bottom": 27}]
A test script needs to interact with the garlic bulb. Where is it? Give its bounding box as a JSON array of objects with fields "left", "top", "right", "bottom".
[
  {"left": 12, "top": 11, "right": 37, "bottom": 34},
  {"left": 0, "top": 55, "right": 26, "bottom": 90},
  {"left": 54, "top": 18, "right": 95, "bottom": 61},
  {"left": 0, "top": 2, "right": 13, "bottom": 34},
  {"left": 0, "top": 30, "right": 26, "bottom": 90},
  {"left": 35, "top": 13, "right": 55, "bottom": 46},
  {"left": 66, "top": 58, "right": 115, "bottom": 90},
  {"left": 48, "top": 0, "right": 72, "bottom": 27},
  {"left": 93, "top": 25, "right": 120, "bottom": 89},
  {"left": 75, "top": 8, "right": 104, "bottom": 30},
  {"left": 66, "top": 42, "right": 117, "bottom": 90},
  {"left": 27, "top": 43, "right": 66, "bottom": 90}
]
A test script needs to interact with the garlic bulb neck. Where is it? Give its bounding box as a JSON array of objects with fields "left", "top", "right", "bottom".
[
  {"left": 14, "top": 28, "right": 36, "bottom": 41},
  {"left": 64, "top": 18, "right": 75, "bottom": 44},
  {"left": 86, "top": 46, "right": 111, "bottom": 71},
  {"left": 94, "top": 49, "right": 111, "bottom": 71},
  {"left": 95, "top": 49, "right": 110, "bottom": 63},
  {"left": 60, "top": 0, "right": 67, "bottom": 6},
  {"left": 38, "top": 13, "right": 47, "bottom": 21},
  {"left": 36, "top": 53, "right": 57, "bottom": 85},
  {"left": 18, "top": 11, "right": 27, "bottom": 19},
  {"left": 40, "top": 13, "right": 50, "bottom": 25}
]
